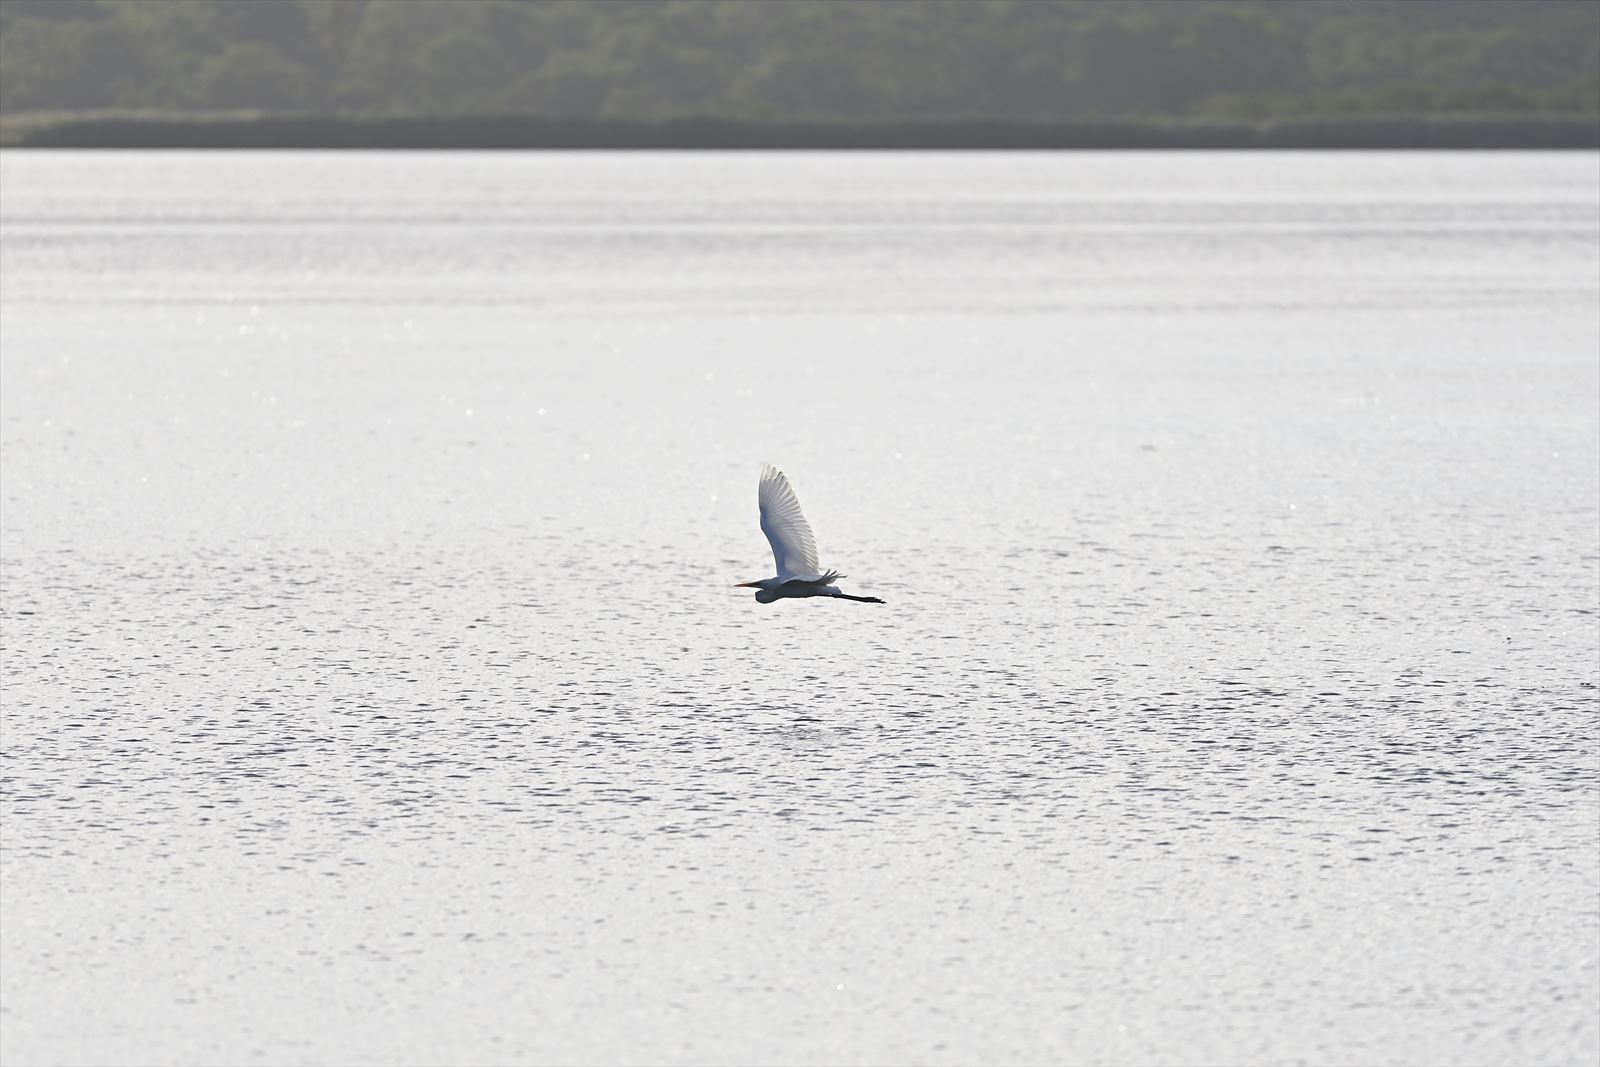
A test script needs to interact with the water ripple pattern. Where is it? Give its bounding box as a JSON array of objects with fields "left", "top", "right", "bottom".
[{"left": 2, "top": 152, "right": 1597, "bottom": 1066}]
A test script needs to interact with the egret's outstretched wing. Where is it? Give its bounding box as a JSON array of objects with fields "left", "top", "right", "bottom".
[{"left": 759, "top": 464, "right": 821, "bottom": 580}]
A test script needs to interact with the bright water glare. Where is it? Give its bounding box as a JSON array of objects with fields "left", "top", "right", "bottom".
[{"left": 1, "top": 151, "right": 1597, "bottom": 1066}]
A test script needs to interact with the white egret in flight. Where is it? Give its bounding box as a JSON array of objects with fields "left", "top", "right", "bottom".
[{"left": 735, "top": 464, "right": 884, "bottom": 605}]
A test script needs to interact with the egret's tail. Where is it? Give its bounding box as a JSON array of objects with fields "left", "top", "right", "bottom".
[{"left": 836, "top": 593, "right": 885, "bottom": 604}]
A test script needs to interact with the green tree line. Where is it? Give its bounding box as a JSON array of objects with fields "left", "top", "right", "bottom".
[{"left": 1, "top": 0, "right": 1595, "bottom": 120}]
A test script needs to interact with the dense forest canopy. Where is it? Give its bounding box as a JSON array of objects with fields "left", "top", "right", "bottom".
[{"left": 1, "top": 0, "right": 1595, "bottom": 120}]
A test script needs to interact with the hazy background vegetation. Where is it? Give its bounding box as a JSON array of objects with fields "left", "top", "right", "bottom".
[{"left": 1, "top": 0, "right": 1596, "bottom": 122}]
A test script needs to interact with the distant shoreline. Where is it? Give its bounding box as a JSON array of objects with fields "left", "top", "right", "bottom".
[{"left": 2, "top": 113, "right": 1596, "bottom": 150}]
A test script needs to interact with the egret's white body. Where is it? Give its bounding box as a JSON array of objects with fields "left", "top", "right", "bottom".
[{"left": 736, "top": 464, "right": 884, "bottom": 605}]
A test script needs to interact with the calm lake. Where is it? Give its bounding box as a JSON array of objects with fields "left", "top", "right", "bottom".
[{"left": 1, "top": 150, "right": 1597, "bottom": 1066}]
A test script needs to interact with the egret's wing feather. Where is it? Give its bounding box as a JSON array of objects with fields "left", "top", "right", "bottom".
[{"left": 758, "top": 464, "right": 821, "bottom": 580}]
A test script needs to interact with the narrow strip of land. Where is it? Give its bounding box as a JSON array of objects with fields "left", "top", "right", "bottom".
[{"left": 4, "top": 114, "right": 1595, "bottom": 150}]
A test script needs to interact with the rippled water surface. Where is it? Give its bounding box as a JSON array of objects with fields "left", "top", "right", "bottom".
[{"left": 2, "top": 151, "right": 1597, "bottom": 1066}]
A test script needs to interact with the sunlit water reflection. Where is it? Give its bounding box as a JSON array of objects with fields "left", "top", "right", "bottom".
[{"left": 2, "top": 151, "right": 1597, "bottom": 1065}]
